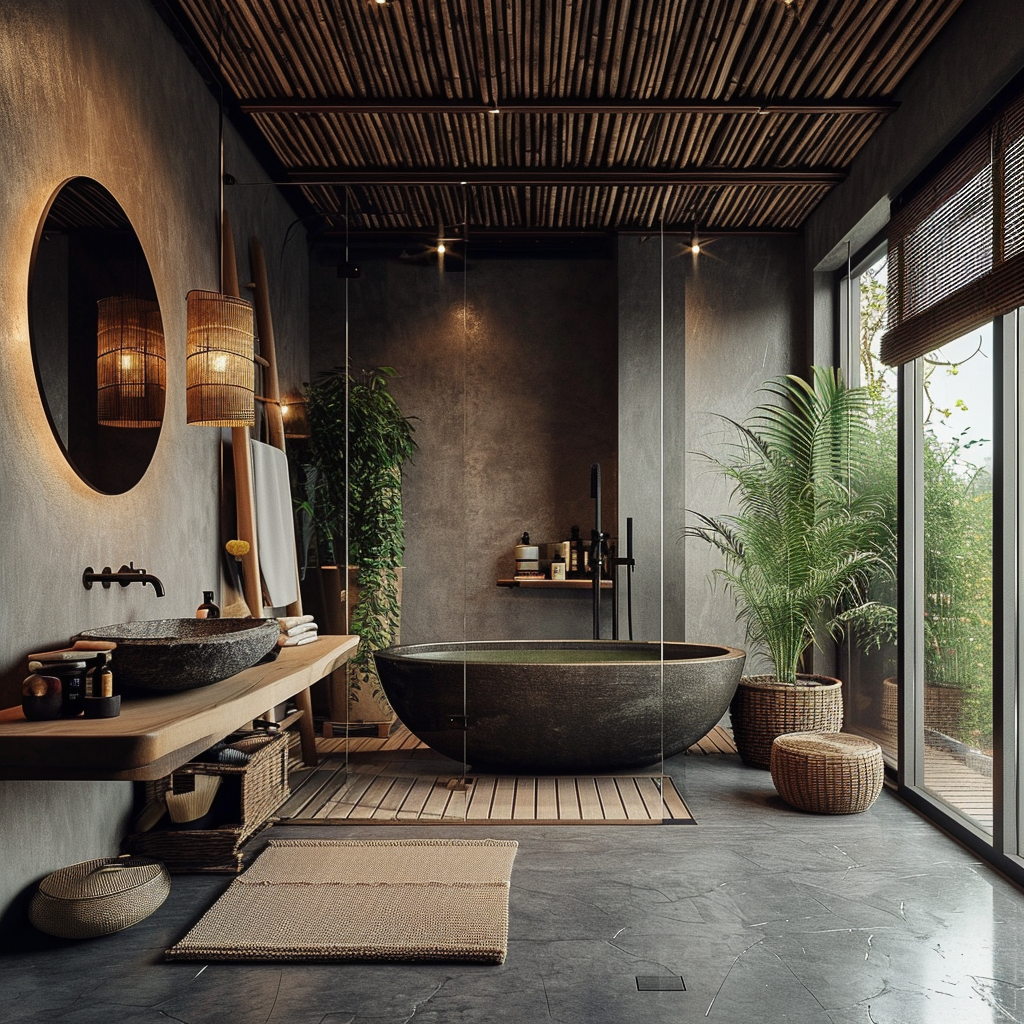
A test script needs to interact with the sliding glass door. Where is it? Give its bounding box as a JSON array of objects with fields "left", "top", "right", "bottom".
[{"left": 919, "top": 325, "right": 995, "bottom": 832}]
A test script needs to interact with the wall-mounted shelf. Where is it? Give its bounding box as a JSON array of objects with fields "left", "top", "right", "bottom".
[
  {"left": 497, "top": 579, "right": 613, "bottom": 589},
  {"left": 0, "top": 635, "right": 358, "bottom": 782}
]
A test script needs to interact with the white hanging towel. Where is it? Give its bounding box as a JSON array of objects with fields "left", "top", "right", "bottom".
[{"left": 250, "top": 439, "right": 299, "bottom": 608}]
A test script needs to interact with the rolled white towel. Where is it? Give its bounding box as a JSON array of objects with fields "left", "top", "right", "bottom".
[
  {"left": 282, "top": 621, "right": 319, "bottom": 638},
  {"left": 277, "top": 631, "right": 320, "bottom": 648},
  {"left": 277, "top": 614, "right": 314, "bottom": 631}
]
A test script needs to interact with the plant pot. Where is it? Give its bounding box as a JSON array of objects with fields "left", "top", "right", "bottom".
[
  {"left": 299, "top": 566, "right": 349, "bottom": 717},
  {"left": 339, "top": 565, "right": 403, "bottom": 727},
  {"left": 881, "top": 676, "right": 965, "bottom": 740},
  {"left": 729, "top": 673, "right": 844, "bottom": 769}
]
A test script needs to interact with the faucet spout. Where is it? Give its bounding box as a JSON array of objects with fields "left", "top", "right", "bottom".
[{"left": 82, "top": 563, "right": 166, "bottom": 597}]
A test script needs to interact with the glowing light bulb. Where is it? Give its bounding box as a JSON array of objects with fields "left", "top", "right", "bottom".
[
  {"left": 212, "top": 354, "right": 228, "bottom": 374},
  {"left": 437, "top": 242, "right": 446, "bottom": 255},
  {"left": 281, "top": 404, "right": 290, "bottom": 416}
]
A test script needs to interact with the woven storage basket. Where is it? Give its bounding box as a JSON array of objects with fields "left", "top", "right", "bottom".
[
  {"left": 730, "top": 674, "right": 843, "bottom": 769},
  {"left": 29, "top": 856, "right": 170, "bottom": 938},
  {"left": 770, "top": 732, "right": 884, "bottom": 814},
  {"left": 123, "top": 730, "right": 289, "bottom": 873}
]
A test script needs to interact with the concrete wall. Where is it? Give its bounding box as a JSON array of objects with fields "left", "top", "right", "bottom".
[
  {"left": 616, "top": 235, "right": 685, "bottom": 642},
  {"left": 618, "top": 235, "right": 804, "bottom": 668},
  {"left": 309, "top": 255, "right": 618, "bottom": 645},
  {"left": 0, "top": 0, "right": 307, "bottom": 926}
]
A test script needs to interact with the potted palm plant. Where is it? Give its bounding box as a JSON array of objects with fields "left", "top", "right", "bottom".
[
  {"left": 686, "top": 366, "right": 892, "bottom": 767},
  {"left": 300, "top": 365, "right": 417, "bottom": 729}
]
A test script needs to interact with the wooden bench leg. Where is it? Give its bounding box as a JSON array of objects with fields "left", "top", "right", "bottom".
[{"left": 294, "top": 686, "right": 318, "bottom": 766}]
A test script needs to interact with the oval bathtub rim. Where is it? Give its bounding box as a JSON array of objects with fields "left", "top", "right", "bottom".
[{"left": 374, "top": 639, "right": 747, "bottom": 668}]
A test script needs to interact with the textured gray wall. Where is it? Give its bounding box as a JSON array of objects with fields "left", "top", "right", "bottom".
[
  {"left": 309, "top": 255, "right": 619, "bottom": 645},
  {"left": 0, "top": 0, "right": 307, "bottom": 925},
  {"left": 616, "top": 235, "right": 686, "bottom": 642},
  {"left": 682, "top": 237, "right": 804, "bottom": 671},
  {"left": 618, "top": 235, "right": 803, "bottom": 666}
]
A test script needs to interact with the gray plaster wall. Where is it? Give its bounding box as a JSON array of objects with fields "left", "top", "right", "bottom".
[
  {"left": 0, "top": 0, "right": 307, "bottom": 925},
  {"left": 309, "top": 255, "right": 618, "bottom": 645},
  {"left": 616, "top": 235, "right": 685, "bottom": 642},
  {"left": 682, "top": 237, "right": 804, "bottom": 670},
  {"left": 618, "top": 235, "right": 804, "bottom": 667}
]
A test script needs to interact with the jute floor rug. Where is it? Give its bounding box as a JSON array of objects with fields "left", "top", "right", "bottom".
[{"left": 165, "top": 838, "right": 517, "bottom": 964}]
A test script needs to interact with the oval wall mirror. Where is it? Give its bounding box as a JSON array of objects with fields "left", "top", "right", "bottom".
[{"left": 29, "top": 177, "right": 165, "bottom": 493}]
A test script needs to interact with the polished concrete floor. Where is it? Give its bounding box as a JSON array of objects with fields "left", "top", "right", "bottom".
[{"left": 4, "top": 750, "right": 1024, "bottom": 1024}]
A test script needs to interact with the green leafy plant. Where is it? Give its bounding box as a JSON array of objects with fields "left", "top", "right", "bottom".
[
  {"left": 685, "top": 366, "right": 893, "bottom": 684},
  {"left": 301, "top": 366, "right": 417, "bottom": 695},
  {"left": 857, "top": 259, "right": 993, "bottom": 748}
]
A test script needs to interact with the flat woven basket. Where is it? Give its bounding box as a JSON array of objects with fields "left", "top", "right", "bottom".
[
  {"left": 730, "top": 674, "right": 844, "bottom": 769},
  {"left": 29, "top": 856, "right": 170, "bottom": 939},
  {"left": 770, "top": 732, "right": 884, "bottom": 814}
]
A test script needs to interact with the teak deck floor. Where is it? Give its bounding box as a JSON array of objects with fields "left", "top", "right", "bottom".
[
  {"left": 284, "top": 723, "right": 994, "bottom": 829},
  {"left": 279, "top": 724, "right": 713, "bottom": 824},
  {"left": 866, "top": 727, "right": 994, "bottom": 832}
]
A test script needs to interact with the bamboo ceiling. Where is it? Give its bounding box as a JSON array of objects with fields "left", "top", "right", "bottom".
[{"left": 165, "top": 0, "right": 967, "bottom": 237}]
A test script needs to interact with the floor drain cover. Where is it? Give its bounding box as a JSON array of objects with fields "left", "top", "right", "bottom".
[{"left": 636, "top": 976, "right": 685, "bottom": 991}]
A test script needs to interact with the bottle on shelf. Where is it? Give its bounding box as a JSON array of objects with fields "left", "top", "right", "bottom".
[
  {"left": 196, "top": 591, "right": 221, "bottom": 618},
  {"left": 568, "top": 525, "right": 584, "bottom": 578}
]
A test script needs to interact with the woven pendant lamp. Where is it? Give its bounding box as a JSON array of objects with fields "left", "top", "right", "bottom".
[
  {"left": 96, "top": 296, "right": 166, "bottom": 427},
  {"left": 186, "top": 289, "right": 255, "bottom": 426}
]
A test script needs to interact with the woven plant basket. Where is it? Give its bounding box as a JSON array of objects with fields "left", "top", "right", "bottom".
[
  {"left": 730, "top": 673, "right": 844, "bottom": 769},
  {"left": 29, "top": 856, "right": 170, "bottom": 939},
  {"left": 881, "top": 676, "right": 965, "bottom": 739}
]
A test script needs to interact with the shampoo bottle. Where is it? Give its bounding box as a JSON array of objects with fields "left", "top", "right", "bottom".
[{"left": 196, "top": 591, "right": 221, "bottom": 618}]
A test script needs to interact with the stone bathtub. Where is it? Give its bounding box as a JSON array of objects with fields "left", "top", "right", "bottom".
[{"left": 374, "top": 640, "right": 745, "bottom": 773}]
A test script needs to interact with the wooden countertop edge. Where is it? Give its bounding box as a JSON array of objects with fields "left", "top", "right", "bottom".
[{"left": 0, "top": 635, "right": 358, "bottom": 778}]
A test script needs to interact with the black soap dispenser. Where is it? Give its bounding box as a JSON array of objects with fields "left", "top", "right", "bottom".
[{"left": 196, "top": 591, "right": 221, "bottom": 619}]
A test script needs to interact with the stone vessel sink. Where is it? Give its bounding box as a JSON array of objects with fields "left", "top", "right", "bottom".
[{"left": 74, "top": 618, "right": 280, "bottom": 692}]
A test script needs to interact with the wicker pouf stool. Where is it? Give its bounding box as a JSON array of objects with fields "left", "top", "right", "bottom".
[
  {"left": 29, "top": 855, "right": 170, "bottom": 939},
  {"left": 770, "top": 732, "right": 884, "bottom": 814}
]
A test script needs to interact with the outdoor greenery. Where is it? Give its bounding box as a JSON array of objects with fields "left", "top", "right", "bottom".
[
  {"left": 857, "top": 259, "right": 993, "bottom": 750},
  {"left": 686, "top": 366, "right": 893, "bottom": 685},
  {"left": 300, "top": 366, "right": 418, "bottom": 695}
]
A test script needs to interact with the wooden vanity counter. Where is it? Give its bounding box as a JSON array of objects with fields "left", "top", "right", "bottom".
[{"left": 0, "top": 635, "right": 358, "bottom": 781}]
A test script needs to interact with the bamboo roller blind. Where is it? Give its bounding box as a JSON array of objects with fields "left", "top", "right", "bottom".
[{"left": 881, "top": 89, "right": 1024, "bottom": 366}]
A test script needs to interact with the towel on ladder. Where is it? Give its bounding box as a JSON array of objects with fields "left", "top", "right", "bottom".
[{"left": 250, "top": 439, "right": 299, "bottom": 608}]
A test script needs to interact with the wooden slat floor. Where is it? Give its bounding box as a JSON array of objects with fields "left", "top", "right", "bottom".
[
  {"left": 923, "top": 745, "right": 993, "bottom": 831},
  {"left": 285, "top": 722, "right": 994, "bottom": 829},
  {"left": 859, "top": 725, "right": 994, "bottom": 833},
  {"left": 280, "top": 724, "right": 704, "bottom": 825}
]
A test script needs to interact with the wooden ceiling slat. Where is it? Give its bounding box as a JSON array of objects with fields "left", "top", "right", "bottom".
[
  {"left": 173, "top": 0, "right": 968, "bottom": 234},
  {"left": 661, "top": 0, "right": 706, "bottom": 100},
  {"left": 701, "top": 0, "right": 747, "bottom": 101},
  {"left": 875, "top": 3, "right": 960, "bottom": 95},
  {"left": 623, "top": 0, "right": 661, "bottom": 100}
]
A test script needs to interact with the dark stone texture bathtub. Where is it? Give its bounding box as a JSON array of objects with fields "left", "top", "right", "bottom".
[{"left": 374, "top": 640, "right": 745, "bottom": 773}]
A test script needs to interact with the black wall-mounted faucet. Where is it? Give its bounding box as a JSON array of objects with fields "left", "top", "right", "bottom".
[{"left": 82, "top": 563, "right": 165, "bottom": 597}]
